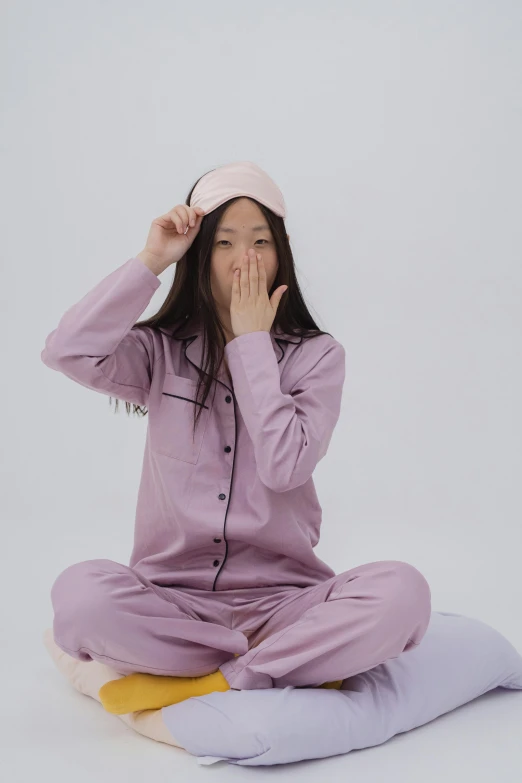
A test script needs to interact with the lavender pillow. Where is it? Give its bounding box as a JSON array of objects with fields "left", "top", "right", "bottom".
[{"left": 161, "top": 611, "right": 522, "bottom": 766}]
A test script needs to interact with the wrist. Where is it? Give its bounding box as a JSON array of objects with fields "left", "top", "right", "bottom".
[{"left": 136, "top": 250, "right": 169, "bottom": 276}]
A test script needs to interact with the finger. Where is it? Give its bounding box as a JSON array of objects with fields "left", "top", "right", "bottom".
[
  {"left": 240, "top": 254, "right": 249, "bottom": 297},
  {"left": 249, "top": 250, "right": 259, "bottom": 297},
  {"left": 169, "top": 208, "right": 184, "bottom": 234},
  {"left": 270, "top": 286, "right": 287, "bottom": 311},
  {"left": 232, "top": 265, "right": 240, "bottom": 303},
  {"left": 256, "top": 253, "right": 266, "bottom": 296},
  {"left": 176, "top": 205, "right": 192, "bottom": 233},
  {"left": 188, "top": 205, "right": 205, "bottom": 227}
]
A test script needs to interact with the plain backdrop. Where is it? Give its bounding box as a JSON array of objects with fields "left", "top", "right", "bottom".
[{"left": 2, "top": 1, "right": 521, "bottom": 780}]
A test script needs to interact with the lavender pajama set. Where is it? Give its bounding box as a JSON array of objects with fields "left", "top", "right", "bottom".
[{"left": 42, "top": 256, "right": 432, "bottom": 690}]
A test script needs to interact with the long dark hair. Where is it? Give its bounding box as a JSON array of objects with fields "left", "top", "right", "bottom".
[{"left": 110, "top": 167, "right": 333, "bottom": 437}]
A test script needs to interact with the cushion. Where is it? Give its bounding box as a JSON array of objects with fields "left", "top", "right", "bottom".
[{"left": 43, "top": 610, "right": 522, "bottom": 767}]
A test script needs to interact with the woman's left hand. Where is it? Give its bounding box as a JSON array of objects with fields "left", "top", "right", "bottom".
[{"left": 230, "top": 248, "right": 288, "bottom": 338}]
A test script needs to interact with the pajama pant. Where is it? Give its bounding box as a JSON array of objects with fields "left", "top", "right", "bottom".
[{"left": 50, "top": 558, "right": 432, "bottom": 690}]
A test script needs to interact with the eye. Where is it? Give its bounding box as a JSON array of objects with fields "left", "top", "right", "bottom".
[{"left": 216, "top": 238, "right": 269, "bottom": 246}]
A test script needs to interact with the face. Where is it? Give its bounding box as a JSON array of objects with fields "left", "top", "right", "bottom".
[{"left": 210, "top": 198, "right": 279, "bottom": 316}]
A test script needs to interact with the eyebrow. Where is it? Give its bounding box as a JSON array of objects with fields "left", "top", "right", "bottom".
[{"left": 216, "top": 224, "right": 270, "bottom": 233}]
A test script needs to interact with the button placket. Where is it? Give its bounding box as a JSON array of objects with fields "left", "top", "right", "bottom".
[{"left": 211, "top": 386, "right": 235, "bottom": 585}]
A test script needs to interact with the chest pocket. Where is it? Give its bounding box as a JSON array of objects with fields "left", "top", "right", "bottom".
[{"left": 151, "top": 374, "right": 211, "bottom": 464}]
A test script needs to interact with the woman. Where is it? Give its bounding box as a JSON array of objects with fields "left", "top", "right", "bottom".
[{"left": 42, "top": 161, "right": 431, "bottom": 715}]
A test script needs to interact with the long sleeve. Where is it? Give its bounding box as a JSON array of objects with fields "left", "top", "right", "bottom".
[
  {"left": 224, "top": 330, "right": 345, "bottom": 493},
  {"left": 41, "top": 256, "right": 162, "bottom": 405}
]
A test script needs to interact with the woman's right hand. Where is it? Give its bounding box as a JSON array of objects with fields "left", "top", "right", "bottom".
[{"left": 137, "top": 204, "right": 206, "bottom": 274}]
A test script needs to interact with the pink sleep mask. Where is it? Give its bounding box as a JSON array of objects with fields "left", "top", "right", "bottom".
[{"left": 189, "top": 160, "right": 286, "bottom": 218}]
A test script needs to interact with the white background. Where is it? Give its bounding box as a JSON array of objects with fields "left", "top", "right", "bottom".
[{"left": 3, "top": 0, "right": 521, "bottom": 779}]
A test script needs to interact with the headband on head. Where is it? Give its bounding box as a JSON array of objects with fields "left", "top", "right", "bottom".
[{"left": 189, "top": 160, "right": 286, "bottom": 218}]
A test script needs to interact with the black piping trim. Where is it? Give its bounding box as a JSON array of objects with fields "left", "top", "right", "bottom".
[{"left": 162, "top": 392, "right": 209, "bottom": 409}]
